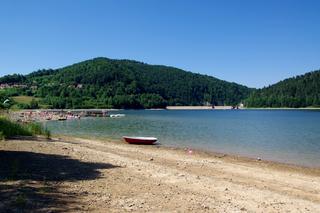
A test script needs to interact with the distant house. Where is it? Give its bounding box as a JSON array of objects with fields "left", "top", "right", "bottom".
[
  {"left": 0, "top": 83, "right": 27, "bottom": 89},
  {"left": 0, "top": 83, "right": 10, "bottom": 89}
]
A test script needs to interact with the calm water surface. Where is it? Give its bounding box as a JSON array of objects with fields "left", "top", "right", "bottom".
[{"left": 45, "top": 110, "right": 320, "bottom": 168}]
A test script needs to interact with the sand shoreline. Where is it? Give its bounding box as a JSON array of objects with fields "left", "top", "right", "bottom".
[
  {"left": 52, "top": 134, "right": 320, "bottom": 170},
  {"left": 1, "top": 136, "right": 319, "bottom": 212},
  {"left": 75, "top": 136, "right": 320, "bottom": 173}
]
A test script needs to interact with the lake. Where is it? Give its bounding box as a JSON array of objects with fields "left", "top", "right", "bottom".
[{"left": 44, "top": 110, "right": 320, "bottom": 168}]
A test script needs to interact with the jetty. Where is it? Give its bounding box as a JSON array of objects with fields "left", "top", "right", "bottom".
[{"left": 10, "top": 109, "right": 119, "bottom": 122}]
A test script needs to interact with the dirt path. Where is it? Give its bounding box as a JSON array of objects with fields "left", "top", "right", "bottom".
[{"left": 1, "top": 137, "right": 319, "bottom": 212}]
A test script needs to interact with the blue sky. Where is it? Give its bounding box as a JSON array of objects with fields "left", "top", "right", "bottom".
[{"left": 0, "top": 0, "right": 319, "bottom": 88}]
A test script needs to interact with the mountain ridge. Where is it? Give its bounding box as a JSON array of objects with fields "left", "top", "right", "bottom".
[
  {"left": 0, "top": 57, "right": 252, "bottom": 109},
  {"left": 245, "top": 69, "right": 320, "bottom": 108},
  {"left": 1, "top": 57, "right": 319, "bottom": 109}
]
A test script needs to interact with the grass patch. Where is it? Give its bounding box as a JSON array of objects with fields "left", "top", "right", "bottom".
[
  {"left": 11, "top": 96, "right": 43, "bottom": 110},
  {"left": 0, "top": 117, "right": 50, "bottom": 139},
  {"left": 11, "top": 96, "right": 39, "bottom": 104}
]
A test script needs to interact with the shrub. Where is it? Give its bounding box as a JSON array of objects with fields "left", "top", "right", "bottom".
[
  {"left": 0, "top": 117, "right": 31, "bottom": 138},
  {"left": 14, "top": 194, "right": 27, "bottom": 208}
]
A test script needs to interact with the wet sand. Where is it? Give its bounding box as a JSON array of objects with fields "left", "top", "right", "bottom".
[{"left": 0, "top": 137, "right": 319, "bottom": 212}]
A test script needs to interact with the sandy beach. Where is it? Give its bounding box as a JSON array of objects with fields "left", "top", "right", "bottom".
[{"left": 1, "top": 137, "right": 319, "bottom": 212}]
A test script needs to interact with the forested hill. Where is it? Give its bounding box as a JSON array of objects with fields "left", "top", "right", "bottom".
[
  {"left": 245, "top": 70, "right": 320, "bottom": 108},
  {"left": 0, "top": 57, "right": 252, "bottom": 109}
]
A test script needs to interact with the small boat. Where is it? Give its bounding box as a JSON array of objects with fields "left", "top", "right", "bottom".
[
  {"left": 67, "top": 115, "right": 80, "bottom": 120},
  {"left": 110, "top": 114, "right": 125, "bottom": 118},
  {"left": 123, "top": 136, "right": 158, "bottom": 145}
]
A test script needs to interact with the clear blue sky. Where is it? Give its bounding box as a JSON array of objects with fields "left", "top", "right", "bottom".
[{"left": 0, "top": 0, "right": 319, "bottom": 88}]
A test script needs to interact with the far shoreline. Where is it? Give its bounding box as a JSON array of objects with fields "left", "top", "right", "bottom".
[
  {"left": 244, "top": 107, "right": 320, "bottom": 110},
  {"left": 10, "top": 106, "right": 320, "bottom": 112}
]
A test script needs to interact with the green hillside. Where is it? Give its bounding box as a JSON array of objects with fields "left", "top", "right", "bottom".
[
  {"left": 245, "top": 70, "right": 320, "bottom": 108},
  {"left": 0, "top": 57, "right": 252, "bottom": 109}
]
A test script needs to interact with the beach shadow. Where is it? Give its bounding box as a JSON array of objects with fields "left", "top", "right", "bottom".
[{"left": 0, "top": 150, "right": 119, "bottom": 212}]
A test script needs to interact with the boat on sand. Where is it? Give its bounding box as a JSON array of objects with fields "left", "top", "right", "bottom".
[{"left": 123, "top": 136, "right": 158, "bottom": 145}]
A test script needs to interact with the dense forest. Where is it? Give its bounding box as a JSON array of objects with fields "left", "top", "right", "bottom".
[
  {"left": 0, "top": 57, "right": 252, "bottom": 109},
  {"left": 245, "top": 70, "right": 320, "bottom": 108}
]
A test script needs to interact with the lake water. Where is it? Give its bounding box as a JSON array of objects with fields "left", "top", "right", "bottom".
[{"left": 44, "top": 110, "right": 320, "bottom": 168}]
